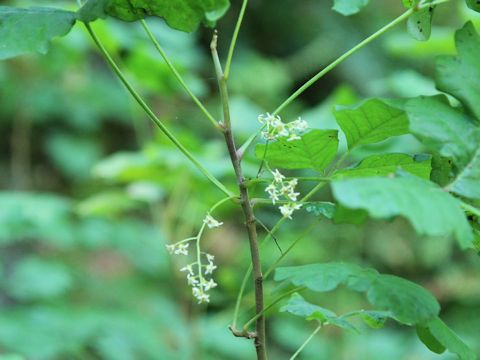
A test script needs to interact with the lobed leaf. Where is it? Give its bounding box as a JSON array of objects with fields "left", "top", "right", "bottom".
[
  {"left": 255, "top": 130, "right": 339, "bottom": 172},
  {"left": 331, "top": 174, "right": 474, "bottom": 248},
  {"left": 436, "top": 22, "right": 480, "bottom": 120},
  {"left": 334, "top": 153, "right": 431, "bottom": 179},
  {"left": 78, "top": 0, "right": 230, "bottom": 32},
  {"left": 0, "top": 6, "right": 76, "bottom": 60},
  {"left": 406, "top": 96, "right": 480, "bottom": 200},
  {"left": 334, "top": 99, "right": 409, "bottom": 150}
]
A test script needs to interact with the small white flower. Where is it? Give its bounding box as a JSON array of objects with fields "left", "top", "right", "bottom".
[
  {"left": 187, "top": 273, "right": 199, "bottom": 286},
  {"left": 269, "top": 191, "right": 280, "bottom": 204},
  {"left": 205, "top": 262, "right": 217, "bottom": 275},
  {"left": 203, "top": 278, "right": 218, "bottom": 291},
  {"left": 290, "top": 117, "right": 309, "bottom": 132},
  {"left": 174, "top": 243, "right": 189, "bottom": 255},
  {"left": 279, "top": 203, "right": 303, "bottom": 220},
  {"left": 165, "top": 244, "right": 175, "bottom": 254},
  {"left": 265, "top": 183, "right": 277, "bottom": 195},
  {"left": 287, "top": 134, "right": 301, "bottom": 142},
  {"left": 272, "top": 169, "right": 285, "bottom": 183},
  {"left": 192, "top": 287, "right": 201, "bottom": 297},
  {"left": 180, "top": 264, "right": 194, "bottom": 275},
  {"left": 206, "top": 253, "right": 215, "bottom": 262},
  {"left": 197, "top": 293, "right": 210, "bottom": 304},
  {"left": 288, "top": 179, "right": 298, "bottom": 188},
  {"left": 287, "top": 191, "right": 300, "bottom": 202},
  {"left": 204, "top": 214, "right": 223, "bottom": 229}
]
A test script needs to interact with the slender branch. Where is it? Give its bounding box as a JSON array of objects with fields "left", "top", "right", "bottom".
[
  {"left": 225, "top": 0, "right": 249, "bottom": 80},
  {"left": 243, "top": 287, "right": 304, "bottom": 332},
  {"left": 231, "top": 181, "right": 327, "bottom": 327},
  {"left": 140, "top": 20, "right": 221, "bottom": 131},
  {"left": 236, "top": 0, "right": 452, "bottom": 156},
  {"left": 84, "top": 23, "right": 234, "bottom": 198},
  {"left": 211, "top": 33, "right": 267, "bottom": 360},
  {"left": 290, "top": 324, "right": 322, "bottom": 360}
]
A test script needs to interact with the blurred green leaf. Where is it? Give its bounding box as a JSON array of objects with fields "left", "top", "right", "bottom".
[
  {"left": 465, "top": 0, "right": 480, "bottom": 12},
  {"left": 334, "top": 99, "right": 409, "bottom": 150},
  {"left": 407, "top": 6, "right": 434, "bottom": 41},
  {"left": 332, "top": 0, "right": 369, "bottom": 16},
  {"left": 360, "top": 311, "right": 391, "bottom": 329},
  {"left": 305, "top": 202, "right": 336, "bottom": 219},
  {"left": 436, "top": 22, "right": 480, "bottom": 120},
  {"left": 76, "top": 191, "right": 143, "bottom": 218},
  {"left": 417, "top": 317, "right": 476, "bottom": 360},
  {"left": 331, "top": 174, "right": 474, "bottom": 248},
  {"left": 334, "top": 153, "right": 431, "bottom": 179},
  {"left": 6, "top": 258, "right": 73, "bottom": 301},
  {"left": 0, "top": 7, "right": 76, "bottom": 60},
  {"left": 255, "top": 130, "right": 339, "bottom": 172}
]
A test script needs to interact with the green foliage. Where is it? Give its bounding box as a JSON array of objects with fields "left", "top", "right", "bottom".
[
  {"left": 333, "top": 99, "right": 409, "bottom": 150},
  {"left": 0, "top": 7, "right": 76, "bottom": 60},
  {"left": 465, "top": 0, "right": 480, "bottom": 12},
  {"left": 255, "top": 130, "right": 339, "bottom": 172},
  {"left": 78, "top": 0, "right": 230, "bottom": 32},
  {"left": 334, "top": 153, "right": 431, "bottom": 179},
  {"left": 417, "top": 317, "right": 477, "bottom": 360},
  {"left": 331, "top": 174, "right": 474, "bottom": 248},
  {"left": 436, "top": 22, "right": 480, "bottom": 120},
  {"left": 332, "top": 0, "right": 369, "bottom": 16},
  {"left": 280, "top": 293, "right": 357, "bottom": 331},
  {"left": 305, "top": 202, "right": 336, "bottom": 219},
  {"left": 275, "top": 262, "right": 440, "bottom": 324}
]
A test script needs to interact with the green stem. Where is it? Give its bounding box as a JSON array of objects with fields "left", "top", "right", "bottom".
[
  {"left": 243, "top": 286, "right": 304, "bottom": 332},
  {"left": 84, "top": 23, "right": 234, "bottom": 198},
  {"left": 273, "top": 8, "right": 414, "bottom": 116},
  {"left": 224, "top": 0, "right": 248, "bottom": 80},
  {"left": 290, "top": 324, "right": 322, "bottom": 360},
  {"left": 140, "top": 20, "right": 221, "bottom": 131},
  {"left": 231, "top": 182, "right": 326, "bottom": 327},
  {"left": 461, "top": 202, "right": 480, "bottom": 217}
]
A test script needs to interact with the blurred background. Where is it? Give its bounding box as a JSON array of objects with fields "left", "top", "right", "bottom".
[{"left": 0, "top": 0, "right": 479, "bottom": 359}]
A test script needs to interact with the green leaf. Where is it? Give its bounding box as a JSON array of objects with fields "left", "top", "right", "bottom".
[
  {"left": 280, "top": 293, "right": 357, "bottom": 331},
  {"left": 402, "top": 0, "right": 421, "bottom": 8},
  {"left": 305, "top": 202, "right": 336, "bottom": 219},
  {"left": 78, "top": 0, "right": 230, "bottom": 32},
  {"left": 275, "top": 262, "right": 440, "bottom": 324},
  {"left": 436, "top": 22, "right": 480, "bottom": 120},
  {"left": 331, "top": 174, "right": 474, "bottom": 248},
  {"left": 255, "top": 130, "right": 339, "bottom": 172},
  {"left": 334, "top": 153, "right": 431, "bottom": 179},
  {"left": 407, "top": 6, "right": 434, "bottom": 41},
  {"left": 406, "top": 96, "right": 480, "bottom": 200},
  {"left": 360, "top": 311, "right": 391, "bottom": 329},
  {"left": 0, "top": 7, "right": 76, "bottom": 60},
  {"left": 366, "top": 274, "right": 440, "bottom": 324},
  {"left": 417, "top": 317, "right": 477, "bottom": 360},
  {"left": 465, "top": 0, "right": 480, "bottom": 12},
  {"left": 332, "top": 0, "right": 369, "bottom": 16},
  {"left": 334, "top": 99, "right": 409, "bottom": 150}
]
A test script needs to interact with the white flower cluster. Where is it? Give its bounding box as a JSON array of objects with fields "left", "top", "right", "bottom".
[
  {"left": 265, "top": 169, "right": 303, "bottom": 219},
  {"left": 165, "top": 214, "right": 223, "bottom": 304},
  {"left": 258, "top": 113, "right": 309, "bottom": 142}
]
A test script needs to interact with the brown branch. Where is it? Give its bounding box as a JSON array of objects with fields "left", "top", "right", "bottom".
[{"left": 211, "top": 32, "right": 267, "bottom": 360}]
